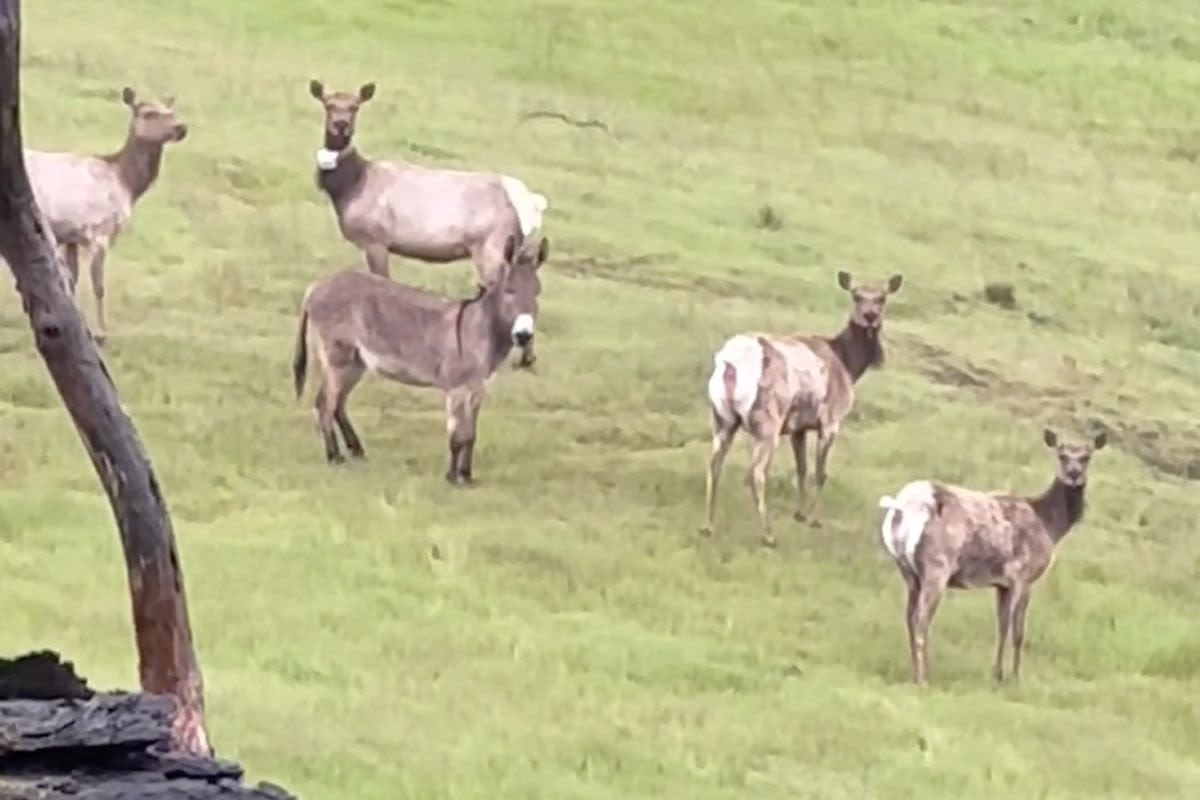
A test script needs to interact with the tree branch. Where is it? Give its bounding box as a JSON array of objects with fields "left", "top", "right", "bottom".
[{"left": 0, "top": 0, "right": 210, "bottom": 756}]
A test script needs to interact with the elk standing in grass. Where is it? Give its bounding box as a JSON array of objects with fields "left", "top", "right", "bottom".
[
  {"left": 702, "top": 270, "right": 903, "bottom": 546},
  {"left": 292, "top": 234, "right": 547, "bottom": 483},
  {"left": 22, "top": 87, "right": 188, "bottom": 343},
  {"left": 308, "top": 79, "right": 547, "bottom": 368},
  {"left": 878, "top": 428, "right": 1107, "bottom": 685}
]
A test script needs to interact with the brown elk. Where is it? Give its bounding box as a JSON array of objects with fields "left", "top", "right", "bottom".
[
  {"left": 22, "top": 87, "right": 187, "bottom": 343},
  {"left": 701, "top": 270, "right": 903, "bottom": 546},
  {"left": 308, "top": 79, "right": 547, "bottom": 367},
  {"left": 878, "top": 428, "right": 1108, "bottom": 685},
  {"left": 292, "top": 234, "right": 548, "bottom": 482}
]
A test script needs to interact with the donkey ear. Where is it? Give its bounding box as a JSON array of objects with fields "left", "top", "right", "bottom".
[
  {"left": 308, "top": 79, "right": 325, "bottom": 101},
  {"left": 536, "top": 237, "right": 550, "bottom": 267},
  {"left": 887, "top": 274, "right": 904, "bottom": 293},
  {"left": 836, "top": 270, "right": 853, "bottom": 291},
  {"left": 1092, "top": 431, "right": 1108, "bottom": 451},
  {"left": 502, "top": 234, "right": 517, "bottom": 265},
  {"left": 121, "top": 86, "right": 137, "bottom": 107},
  {"left": 359, "top": 82, "right": 377, "bottom": 102},
  {"left": 1043, "top": 428, "right": 1058, "bottom": 448}
]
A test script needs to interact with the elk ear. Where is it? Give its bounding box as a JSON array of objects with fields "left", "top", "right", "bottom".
[
  {"left": 836, "top": 270, "right": 852, "bottom": 291},
  {"left": 536, "top": 237, "right": 550, "bottom": 267},
  {"left": 1043, "top": 428, "right": 1058, "bottom": 448},
  {"left": 502, "top": 234, "right": 517, "bottom": 265},
  {"left": 359, "top": 82, "right": 377, "bottom": 102},
  {"left": 162, "top": 95, "right": 175, "bottom": 109},
  {"left": 887, "top": 273, "right": 904, "bottom": 293},
  {"left": 121, "top": 86, "right": 137, "bottom": 107},
  {"left": 1092, "top": 431, "right": 1108, "bottom": 451},
  {"left": 308, "top": 79, "right": 325, "bottom": 101}
]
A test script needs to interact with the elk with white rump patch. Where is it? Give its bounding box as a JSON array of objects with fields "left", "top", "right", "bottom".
[
  {"left": 702, "top": 270, "right": 903, "bottom": 546},
  {"left": 878, "top": 428, "right": 1107, "bottom": 685},
  {"left": 292, "top": 234, "right": 547, "bottom": 483},
  {"left": 21, "top": 87, "right": 188, "bottom": 343},
  {"left": 308, "top": 79, "right": 548, "bottom": 368}
]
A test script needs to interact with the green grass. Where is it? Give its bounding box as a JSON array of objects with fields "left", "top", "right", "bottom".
[{"left": 3, "top": 0, "right": 1200, "bottom": 796}]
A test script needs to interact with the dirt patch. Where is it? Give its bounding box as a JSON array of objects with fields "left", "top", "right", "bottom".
[
  {"left": 555, "top": 254, "right": 785, "bottom": 304},
  {"left": 908, "top": 339, "right": 1200, "bottom": 481}
]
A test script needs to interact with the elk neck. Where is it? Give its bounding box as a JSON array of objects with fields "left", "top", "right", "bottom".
[
  {"left": 1029, "top": 477, "right": 1087, "bottom": 543},
  {"left": 827, "top": 320, "right": 885, "bottom": 382},
  {"left": 103, "top": 132, "right": 165, "bottom": 203},
  {"left": 315, "top": 147, "right": 369, "bottom": 212}
]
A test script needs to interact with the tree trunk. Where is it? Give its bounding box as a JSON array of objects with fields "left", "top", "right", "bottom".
[{"left": 0, "top": 0, "right": 210, "bottom": 756}]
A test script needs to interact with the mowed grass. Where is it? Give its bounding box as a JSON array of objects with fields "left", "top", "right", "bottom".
[{"left": 2, "top": 0, "right": 1200, "bottom": 796}]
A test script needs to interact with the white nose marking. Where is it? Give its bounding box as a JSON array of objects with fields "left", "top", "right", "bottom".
[
  {"left": 316, "top": 148, "right": 340, "bottom": 171},
  {"left": 512, "top": 313, "right": 535, "bottom": 338}
]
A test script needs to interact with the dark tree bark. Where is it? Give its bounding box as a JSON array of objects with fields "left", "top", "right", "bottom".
[{"left": 0, "top": 1, "right": 210, "bottom": 756}]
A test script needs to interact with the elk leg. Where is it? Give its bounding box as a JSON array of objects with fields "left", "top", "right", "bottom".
[
  {"left": 364, "top": 245, "right": 390, "bottom": 278},
  {"left": 701, "top": 413, "right": 739, "bottom": 537},
  {"left": 332, "top": 364, "right": 366, "bottom": 460},
  {"left": 88, "top": 242, "right": 109, "bottom": 344},
  {"left": 993, "top": 586, "right": 1013, "bottom": 683},
  {"left": 62, "top": 243, "right": 80, "bottom": 294},
  {"left": 807, "top": 427, "right": 838, "bottom": 526},
  {"left": 1010, "top": 587, "right": 1032, "bottom": 682},
  {"left": 748, "top": 432, "right": 780, "bottom": 548},
  {"left": 790, "top": 430, "right": 809, "bottom": 521},
  {"left": 912, "top": 574, "right": 949, "bottom": 686},
  {"left": 904, "top": 572, "right": 921, "bottom": 682}
]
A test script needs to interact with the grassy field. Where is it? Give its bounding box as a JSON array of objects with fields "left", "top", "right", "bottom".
[{"left": 3, "top": 0, "right": 1200, "bottom": 796}]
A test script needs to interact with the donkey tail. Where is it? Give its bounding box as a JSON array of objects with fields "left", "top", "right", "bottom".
[{"left": 292, "top": 308, "right": 309, "bottom": 400}]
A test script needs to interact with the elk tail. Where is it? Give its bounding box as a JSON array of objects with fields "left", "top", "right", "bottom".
[{"left": 292, "top": 308, "right": 309, "bottom": 399}]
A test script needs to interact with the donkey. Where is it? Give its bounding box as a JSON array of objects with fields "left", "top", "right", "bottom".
[
  {"left": 308, "top": 80, "right": 548, "bottom": 368},
  {"left": 878, "top": 428, "right": 1108, "bottom": 686},
  {"left": 292, "top": 234, "right": 548, "bottom": 482},
  {"left": 702, "top": 270, "right": 903, "bottom": 546},
  {"left": 23, "top": 87, "right": 188, "bottom": 343}
]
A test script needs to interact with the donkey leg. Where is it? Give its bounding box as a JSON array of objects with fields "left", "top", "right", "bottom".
[
  {"left": 790, "top": 430, "right": 809, "bottom": 521},
  {"left": 456, "top": 388, "right": 487, "bottom": 483},
  {"left": 88, "top": 242, "right": 110, "bottom": 344},
  {"left": 444, "top": 388, "right": 476, "bottom": 485},
  {"left": 314, "top": 383, "right": 343, "bottom": 464},
  {"left": 701, "top": 412, "right": 739, "bottom": 537},
  {"left": 748, "top": 431, "right": 781, "bottom": 548},
  {"left": 364, "top": 245, "right": 390, "bottom": 279},
  {"left": 332, "top": 364, "right": 367, "bottom": 460}
]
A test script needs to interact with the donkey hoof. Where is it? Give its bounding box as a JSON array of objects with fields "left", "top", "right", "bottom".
[
  {"left": 349, "top": 449, "right": 367, "bottom": 461},
  {"left": 327, "top": 454, "right": 345, "bottom": 466},
  {"left": 94, "top": 333, "right": 107, "bottom": 348}
]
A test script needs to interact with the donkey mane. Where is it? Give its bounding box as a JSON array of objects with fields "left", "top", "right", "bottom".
[
  {"left": 454, "top": 282, "right": 489, "bottom": 356},
  {"left": 827, "top": 320, "right": 885, "bottom": 381}
]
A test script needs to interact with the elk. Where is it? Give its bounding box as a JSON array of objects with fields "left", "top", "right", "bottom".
[
  {"left": 22, "top": 87, "right": 188, "bottom": 343},
  {"left": 878, "top": 428, "right": 1108, "bottom": 686},
  {"left": 292, "top": 233, "right": 547, "bottom": 483},
  {"left": 702, "top": 270, "right": 903, "bottom": 546},
  {"left": 308, "top": 79, "right": 547, "bottom": 368}
]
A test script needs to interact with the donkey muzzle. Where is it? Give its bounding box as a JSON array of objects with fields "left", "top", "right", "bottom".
[{"left": 512, "top": 313, "right": 535, "bottom": 346}]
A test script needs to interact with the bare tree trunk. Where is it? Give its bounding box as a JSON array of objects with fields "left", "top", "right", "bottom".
[{"left": 0, "top": 0, "right": 210, "bottom": 756}]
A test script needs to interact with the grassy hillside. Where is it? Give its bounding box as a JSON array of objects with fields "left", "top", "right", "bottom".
[{"left": 3, "top": 0, "right": 1199, "bottom": 796}]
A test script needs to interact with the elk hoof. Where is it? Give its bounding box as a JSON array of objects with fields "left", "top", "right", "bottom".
[
  {"left": 761, "top": 534, "right": 777, "bottom": 549},
  {"left": 94, "top": 333, "right": 107, "bottom": 348},
  {"left": 792, "top": 510, "right": 806, "bottom": 522},
  {"left": 698, "top": 525, "right": 715, "bottom": 538}
]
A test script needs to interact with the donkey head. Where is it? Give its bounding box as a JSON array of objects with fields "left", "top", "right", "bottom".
[
  {"left": 309, "top": 80, "right": 375, "bottom": 162},
  {"left": 499, "top": 236, "right": 549, "bottom": 349},
  {"left": 837, "top": 270, "right": 903, "bottom": 330},
  {"left": 1043, "top": 429, "right": 1106, "bottom": 487},
  {"left": 122, "top": 87, "right": 187, "bottom": 145}
]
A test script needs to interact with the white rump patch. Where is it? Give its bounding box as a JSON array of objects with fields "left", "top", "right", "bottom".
[
  {"left": 512, "top": 313, "right": 535, "bottom": 338},
  {"left": 878, "top": 480, "right": 936, "bottom": 570},
  {"left": 500, "top": 175, "right": 547, "bottom": 237},
  {"left": 707, "top": 334, "right": 764, "bottom": 424},
  {"left": 316, "top": 148, "right": 340, "bottom": 171}
]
